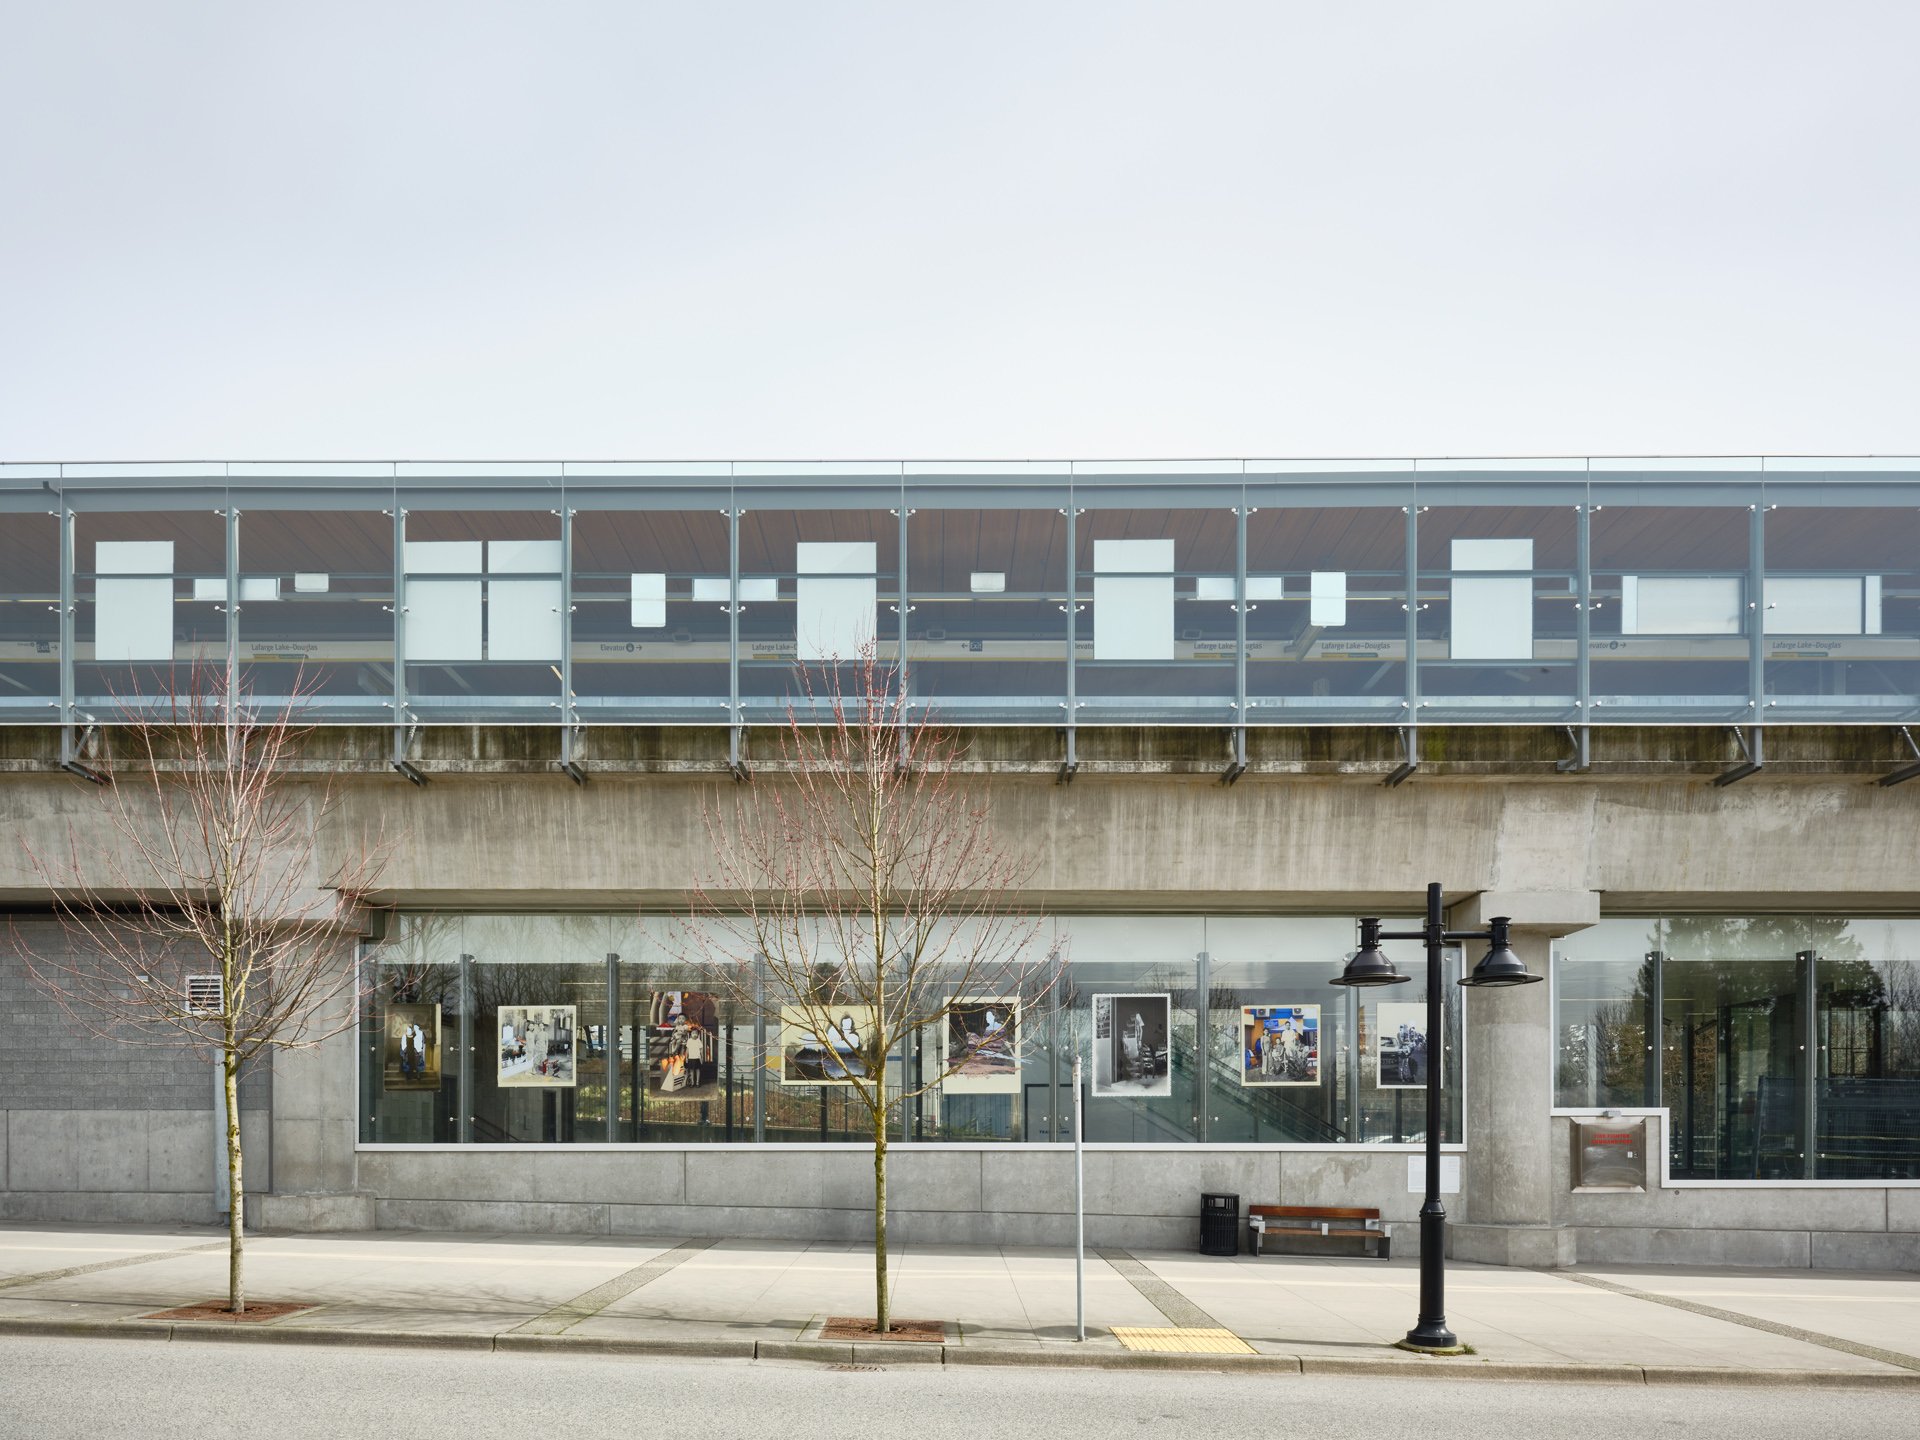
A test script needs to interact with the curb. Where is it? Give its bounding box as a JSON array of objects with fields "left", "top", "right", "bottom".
[{"left": 2, "top": 1316, "right": 1917, "bottom": 1390}]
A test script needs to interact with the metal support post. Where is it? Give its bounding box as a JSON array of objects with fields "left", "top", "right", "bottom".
[
  {"left": 457, "top": 953, "right": 474, "bottom": 1145},
  {"left": 606, "top": 951, "right": 620, "bottom": 1143},
  {"left": 1060, "top": 496, "right": 1078, "bottom": 782},
  {"left": 1194, "top": 950, "right": 1212, "bottom": 1142},
  {"left": 1072, "top": 1051, "right": 1086, "bottom": 1343}
]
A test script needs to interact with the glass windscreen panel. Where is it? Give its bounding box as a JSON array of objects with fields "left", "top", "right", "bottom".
[
  {"left": 1590, "top": 506, "right": 1751, "bottom": 720},
  {"left": 1763, "top": 506, "right": 1920, "bottom": 719},
  {"left": 236, "top": 509, "right": 393, "bottom": 722},
  {"left": 1417, "top": 503, "right": 1578, "bottom": 720},
  {"left": 1075, "top": 505, "right": 1239, "bottom": 724},
  {"left": 571, "top": 509, "right": 732, "bottom": 723},
  {"left": 402, "top": 511, "right": 561, "bottom": 722},
  {"left": 0, "top": 511, "right": 60, "bottom": 720},
  {"left": 75, "top": 511, "right": 226, "bottom": 715},
  {"left": 1813, "top": 920, "right": 1920, "bottom": 1178},
  {"left": 1553, "top": 920, "right": 1661, "bottom": 1109},
  {"left": 737, "top": 507, "right": 898, "bottom": 722},
  {"left": 904, "top": 505, "right": 1068, "bottom": 724},
  {"left": 1245, "top": 503, "right": 1408, "bottom": 722}
]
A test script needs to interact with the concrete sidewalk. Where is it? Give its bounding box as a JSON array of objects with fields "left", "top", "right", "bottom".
[{"left": 2, "top": 1222, "right": 1918, "bottom": 1387}]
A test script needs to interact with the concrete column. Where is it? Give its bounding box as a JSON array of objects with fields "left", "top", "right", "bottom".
[{"left": 1450, "top": 890, "right": 1597, "bottom": 1268}]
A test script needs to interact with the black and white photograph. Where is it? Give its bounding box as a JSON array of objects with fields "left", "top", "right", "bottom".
[
  {"left": 497, "top": 1004, "right": 576, "bottom": 1088},
  {"left": 943, "top": 999, "right": 1019, "bottom": 1094},
  {"left": 382, "top": 1002, "right": 441, "bottom": 1092},
  {"left": 646, "top": 990, "right": 719, "bottom": 1100},
  {"left": 1240, "top": 1004, "right": 1319, "bottom": 1088},
  {"left": 779, "top": 1006, "right": 878, "bottom": 1085},
  {"left": 1091, "top": 993, "right": 1170, "bottom": 1098},
  {"left": 1376, "top": 1002, "right": 1429, "bottom": 1089}
]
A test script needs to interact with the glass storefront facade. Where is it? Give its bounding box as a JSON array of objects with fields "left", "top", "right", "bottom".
[
  {"left": 1555, "top": 918, "right": 1920, "bottom": 1180},
  {"left": 359, "top": 914, "right": 1464, "bottom": 1148},
  {"left": 3, "top": 458, "right": 1915, "bottom": 729}
]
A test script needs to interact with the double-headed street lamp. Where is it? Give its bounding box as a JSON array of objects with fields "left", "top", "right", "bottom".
[{"left": 1331, "top": 881, "right": 1542, "bottom": 1352}]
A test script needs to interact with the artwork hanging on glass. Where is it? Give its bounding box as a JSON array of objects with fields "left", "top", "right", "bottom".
[
  {"left": 943, "top": 999, "right": 1019, "bottom": 1094},
  {"left": 383, "top": 1002, "right": 441, "bottom": 1092},
  {"left": 1091, "top": 993, "right": 1170, "bottom": 1097},
  {"left": 1239, "top": 1004, "right": 1319, "bottom": 1087},
  {"left": 497, "top": 1004, "right": 577, "bottom": 1088},
  {"left": 1376, "top": 1002, "right": 1429, "bottom": 1089},
  {"left": 779, "top": 1006, "right": 879, "bottom": 1085},
  {"left": 646, "top": 990, "right": 719, "bottom": 1100}
]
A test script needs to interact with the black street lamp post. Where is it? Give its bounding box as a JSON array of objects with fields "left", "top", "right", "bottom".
[{"left": 1331, "top": 881, "right": 1542, "bottom": 1352}]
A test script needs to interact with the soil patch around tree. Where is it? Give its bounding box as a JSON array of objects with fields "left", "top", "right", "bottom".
[
  {"left": 819, "top": 1316, "right": 947, "bottom": 1343},
  {"left": 143, "top": 1300, "right": 316, "bottom": 1324}
]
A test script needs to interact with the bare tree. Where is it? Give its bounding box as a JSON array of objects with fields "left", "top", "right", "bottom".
[
  {"left": 683, "top": 650, "right": 1062, "bottom": 1333},
  {"left": 13, "top": 663, "right": 381, "bottom": 1313}
]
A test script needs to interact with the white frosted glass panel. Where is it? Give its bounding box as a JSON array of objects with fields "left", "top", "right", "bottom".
[
  {"left": 192, "top": 578, "right": 227, "bottom": 602},
  {"left": 797, "top": 575, "right": 877, "bottom": 660},
  {"left": 630, "top": 573, "right": 666, "bottom": 628},
  {"left": 1195, "top": 576, "right": 1235, "bottom": 601},
  {"left": 691, "top": 577, "right": 730, "bottom": 603},
  {"left": 970, "top": 572, "right": 1005, "bottom": 593},
  {"left": 796, "top": 541, "right": 875, "bottom": 575},
  {"left": 96, "top": 540, "right": 173, "bottom": 575},
  {"left": 488, "top": 539, "right": 562, "bottom": 574},
  {"left": 739, "top": 578, "right": 779, "bottom": 603},
  {"left": 1309, "top": 572, "right": 1347, "bottom": 627},
  {"left": 1450, "top": 575, "right": 1533, "bottom": 660},
  {"left": 1765, "top": 576, "right": 1875, "bottom": 635},
  {"left": 1246, "top": 576, "right": 1286, "bottom": 601},
  {"left": 407, "top": 579, "right": 482, "bottom": 661},
  {"left": 1451, "top": 538, "right": 1532, "bottom": 571},
  {"left": 488, "top": 578, "right": 563, "bottom": 660},
  {"left": 1867, "top": 576, "right": 1883, "bottom": 634},
  {"left": 404, "top": 541, "right": 481, "bottom": 575},
  {"left": 241, "top": 577, "right": 280, "bottom": 602},
  {"left": 1093, "top": 538, "right": 1175, "bottom": 573},
  {"left": 1621, "top": 576, "right": 1742, "bottom": 635},
  {"left": 1093, "top": 575, "right": 1175, "bottom": 660},
  {"left": 293, "top": 572, "right": 329, "bottom": 593},
  {"left": 95, "top": 577, "right": 173, "bottom": 660}
]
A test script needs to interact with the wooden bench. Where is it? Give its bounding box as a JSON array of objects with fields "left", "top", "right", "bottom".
[{"left": 1247, "top": 1205, "right": 1391, "bottom": 1259}]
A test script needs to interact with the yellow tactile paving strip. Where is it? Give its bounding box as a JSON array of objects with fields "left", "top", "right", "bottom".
[{"left": 1112, "top": 1326, "right": 1256, "bottom": 1355}]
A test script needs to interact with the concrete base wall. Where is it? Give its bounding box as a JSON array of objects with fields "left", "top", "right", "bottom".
[
  {"left": 345, "top": 1146, "right": 1448, "bottom": 1252},
  {"left": 0, "top": 1107, "right": 270, "bottom": 1224}
]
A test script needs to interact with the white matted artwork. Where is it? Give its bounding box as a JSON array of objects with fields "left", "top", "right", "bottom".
[
  {"left": 943, "top": 999, "right": 1019, "bottom": 1094},
  {"left": 1091, "top": 993, "right": 1170, "bottom": 1097},
  {"left": 1376, "top": 1002, "right": 1428, "bottom": 1089},
  {"left": 1240, "top": 1004, "right": 1319, "bottom": 1087},
  {"left": 497, "top": 1004, "right": 577, "bottom": 1088},
  {"left": 779, "top": 1006, "right": 879, "bottom": 1085}
]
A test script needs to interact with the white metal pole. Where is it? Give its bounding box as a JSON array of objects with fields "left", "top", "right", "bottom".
[{"left": 1072, "top": 1051, "right": 1085, "bottom": 1342}]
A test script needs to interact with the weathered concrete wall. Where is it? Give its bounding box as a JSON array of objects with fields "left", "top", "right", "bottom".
[{"left": 343, "top": 1145, "right": 1446, "bottom": 1252}]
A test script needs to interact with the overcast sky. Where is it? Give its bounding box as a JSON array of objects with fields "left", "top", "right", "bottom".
[{"left": 2, "top": 3, "right": 1915, "bottom": 462}]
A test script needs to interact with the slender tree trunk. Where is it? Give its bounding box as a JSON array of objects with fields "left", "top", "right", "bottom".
[
  {"left": 873, "top": 1120, "right": 889, "bottom": 1332},
  {"left": 223, "top": 1046, "right": 245, "bottom": 1314}
]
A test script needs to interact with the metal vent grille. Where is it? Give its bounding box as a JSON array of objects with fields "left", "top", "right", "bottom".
[{"left": 183, "top": 975, "right": 225, "bottom": 1016}]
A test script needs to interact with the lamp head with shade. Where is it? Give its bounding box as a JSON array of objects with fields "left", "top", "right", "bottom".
[
  {"left": 1329, "top": 917, "right": 1411, "bottom": 988},
  {"left": 1458, "top": 916, "right": 1542, "bottom": 988}
]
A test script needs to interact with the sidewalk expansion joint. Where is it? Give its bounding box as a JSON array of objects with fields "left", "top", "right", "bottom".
[
  {"left": 0, "top": 1241, "right": 229, "bottom": 1293},
  {"left": 1557, "top": 1270, "right": 1920, "bottom": 1374},
  {"left": 510, "top": 1237, "right": 719, "bottom": 1336}
]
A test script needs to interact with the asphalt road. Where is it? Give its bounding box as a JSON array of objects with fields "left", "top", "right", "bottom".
[{"left": 0, "top": 1336, "right": 1914, "bottom": 1440}]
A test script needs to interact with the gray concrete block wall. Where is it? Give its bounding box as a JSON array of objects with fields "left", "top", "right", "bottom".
[
  {"left": 0, "top": 1106, "right": 269, "bottom": 1224},
  {"left": 1, "top": 928, "right": 271, "bottom": 1113}
]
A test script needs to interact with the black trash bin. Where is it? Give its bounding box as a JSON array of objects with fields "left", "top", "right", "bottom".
[{"left": 1199, "top": 1192, "right": 1240, "bottom": 1256}]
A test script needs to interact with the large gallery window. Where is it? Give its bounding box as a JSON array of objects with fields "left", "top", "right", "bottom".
[
  {"left": 358, "top": 912, "right": 1463, "bottom": 1148},
  {"left": 1554, "top": 917, "right": 1920, "bottom": 1180}
]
